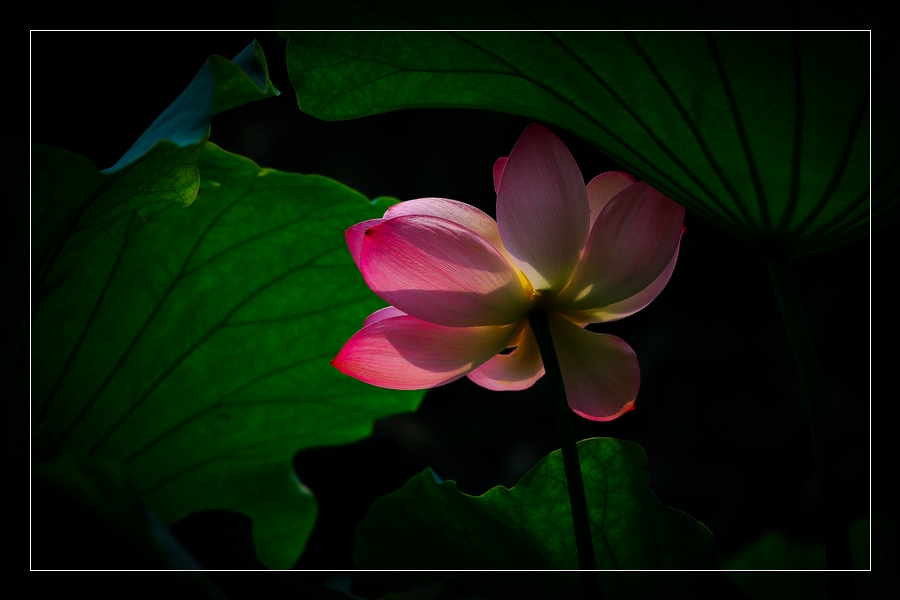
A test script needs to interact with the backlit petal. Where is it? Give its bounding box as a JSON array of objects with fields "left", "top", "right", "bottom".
[
  {"left": 332, "top": 315, "right": 519, "bottom": 390},
  {"left": 466, "top": 321, "right": 544, "bottom": 391},
  {"left": 587, "top": 171, "right": 635, "bottom": 230},
  {"left": 346, "top": 219, "right": 384, "bottom": 270},
  {"left": 382, "top": 196, "right": 530, "bottom": 290},
  {"left": 360, "top": 215, "right": 533, "bottom": 327},
  {"left": 497, "top": 123, "right": 589, "bottom": 294},
  {"left": 362, "top": 306, "right": 407, "bottom": 328},
  {"left": 548, "top": 312, "right": 639, "bottom": 421},
  {"left": 384, "top": 197, "right": 505, "bottom": 253},
  {"left": 555, "top": 240, "right": 681, "bottom": 325},
  {"left": 493, "top": 157, "right": 508, "bottom": 194},
  {"left": 554, "top": 182, "right": 684, "bottom": 311}
]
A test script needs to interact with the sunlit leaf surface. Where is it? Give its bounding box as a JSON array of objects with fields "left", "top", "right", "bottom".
[
  {"left": 281, "top": 6, "right": 890, "bottom": 257},
  {"left": 354, "top": 437, "right": 713, "bottom": 598},
  {"left": 33, "top": 144, "right": 423, "bottom": 568},
  {"left": 32, "top": 40, "right": 279, "bottom": 304}
]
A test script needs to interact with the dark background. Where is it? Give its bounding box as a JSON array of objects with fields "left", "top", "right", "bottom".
[{"left": 30, "top": 30, "right": 874, "bottom": 586}]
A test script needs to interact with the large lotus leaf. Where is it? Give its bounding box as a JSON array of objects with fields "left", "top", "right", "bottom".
[
  {"left": 353, "top": 437, "right": 714, "bottom": 599},
  {"left": 280, "top": 5, "right": 890, "bottom": 257},
  {"left": 32, "top": 143, "right": 423, "bottom": 569},
  {"left": 32, "top": 40, "right": 279, "bottom": 304}
]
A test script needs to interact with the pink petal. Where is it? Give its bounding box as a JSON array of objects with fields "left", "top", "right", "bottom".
[
  {"left": 548, "top": 312, "right": 639, "bottom": 421},
  {"left": 360, "top": 215, "right": 533, "bottom": 327},
  {"left": 346, "top": 219, "right": 384, "bottom": 270},
  {"left": 556, "top": 239, "right": 681, "bottom": 325},
  {"left": 553, "top": 183, "right": 684, "bottom": 312},
  {"left": 466, "top": 321, "right": 545, "bottom": 391},
  {"left": 382, "top": 197, "right": 529, "bottom": 289},
  {"left": 587, "top": 172, "right": 635, "bottom": 230},
  {"left": 362, "top": 306, "right": 407, "bottom": 328},
  {"left": 497, "top": 124, "right": 590, "bottom": 295},
  {"left": 384, "top": 197, "right": 505, "bottom": 253},
  {"left": 332, "top": 315, "right": 520, "bottom": 390},
  {"left": 493, "top": 157, "right": 508, "bottom": 195}
]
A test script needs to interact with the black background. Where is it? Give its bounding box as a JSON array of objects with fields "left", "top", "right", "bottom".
[{"left": 29, "top": 29, "right": 875, "bottom": 589}]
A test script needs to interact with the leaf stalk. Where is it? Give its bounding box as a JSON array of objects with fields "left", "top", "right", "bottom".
[
  {"left": 766, "top": 257, "right": 854, "bottom": 598},
  {"left": 529, "top": 308, "right": 601, "bottom": 600}
]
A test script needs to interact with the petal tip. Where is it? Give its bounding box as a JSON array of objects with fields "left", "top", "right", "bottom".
[
  {"left": 330, "top": 356, "right": 346, "bottom": 374},
  {"left": 572, "top": 399, "right": 635, "bottom": 422},
  {"left": 493, "top": 156, "right": 508, "bottom": 195}
]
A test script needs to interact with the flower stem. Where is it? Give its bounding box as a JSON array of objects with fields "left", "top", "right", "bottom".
[
  {"left": 529, "top": 309, "right": 601, "bottom": 600},
  {"left": 766, "top": 257, "right": 854, "bottom": 597}
]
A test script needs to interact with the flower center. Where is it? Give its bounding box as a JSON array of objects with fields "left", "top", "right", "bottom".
[{"left": 530, "top": 288, "right": 553, "bottom": 306}]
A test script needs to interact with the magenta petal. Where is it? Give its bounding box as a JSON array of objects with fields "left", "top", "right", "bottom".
[
  {"left": 360, "top": 215, "right": 533, "bottom": 327},
  {"left": 548, "top": 312, "right": 639, "bottom": 421},
  {"left": 363, "top": 306, "right": 407, "bottom": 328},
  {"left": 493, "top": 157, "right": 508, "bottom": 195},
  {"left": 556, "top": 240, "right": 681, "bottom": 325},
  {"left": 346, "top": 219, "right": 384, "bottom": 270},
  {"left": 554, "top": 182, "right": 684, "bottom": 311},
  {"left": 384, "top": 197, "right": 505, "bottom": 253},
  {"left": 497, "top": 123, "right": 590, "bottom": 294},
  {"left": 586, "top": 171, "right": 635, "bottom": 230},
  {"left": 466, "top": 321, "right": 544, "bottom": 391},
  {"left": 332, "top": 315, "right": 519, "bottom": 390}
]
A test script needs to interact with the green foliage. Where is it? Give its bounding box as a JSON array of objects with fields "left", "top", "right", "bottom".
[
  {"left": 724, "top": 517, "right": 897, "bottom": 600},
  {"left": 281, "top": 7, "right": 890, "bottom": 257},
  {"left": 32, "top": 143, "right": 423, "bottom": 568},
  {"left": 32, "top": 40, "right": 278, "bottom": 305},
  {"left": 32, "top": 141, "right": 203, "bottom": 304},
  {"left": 107, "top": 40, "right": 279, "bottom": 173},
  {"left": 354, "top": 437, "right": 713, "bottom": 599}
]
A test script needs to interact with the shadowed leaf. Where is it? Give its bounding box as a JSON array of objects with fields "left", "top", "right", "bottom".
[
  {"left": 354, "top": 437, "right": 713, "bottom": 599},
  {"left": 32, "top": 455, "right": 204, "bottom": 570},
  {"left": 723, "top": 516, "right": 896, "bottom": 599},
  {"left": 280, "top": 5, "right": 890, "bottom": 257}
]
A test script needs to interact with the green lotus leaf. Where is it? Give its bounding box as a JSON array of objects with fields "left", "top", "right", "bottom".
[
  {"left": 33, "top": 40, "right": 279, "bottom": 305},
  {"left": 32, "top": 143, "right": 423, "bottom": 568},
  {"left": 281, "top": 5, "right": 890, "bottom": 257},
  {"left": 354, "top": 437, "right": 713, "bottom": 599}
]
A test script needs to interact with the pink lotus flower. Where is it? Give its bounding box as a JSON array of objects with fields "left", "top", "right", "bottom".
[{"left": 332, "top": 124, "right": 684, "bottom": 421}]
